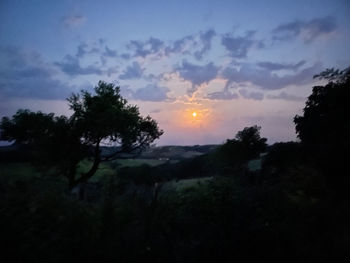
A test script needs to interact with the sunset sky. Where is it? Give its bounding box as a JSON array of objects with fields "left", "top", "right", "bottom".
[{"left": 1, "top": 0, "right": 349, "bottom": 145}]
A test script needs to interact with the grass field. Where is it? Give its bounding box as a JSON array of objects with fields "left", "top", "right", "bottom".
[
  {"left": 0, "top": 162, "right": 42, "bottom": 180},
  {"left": 0, "top": 158, "right": 167, "bottom": 184},
  {"left": 0, "top": 160, "right": 116, "bottom": 183},
  {"left": 76, "top": 159, "right": 116, "bottom": 182},
  {"left": 113, "top": 158, "right": 167, "bottom": 168},
  {"left": 163, "top": 177, "right": 213, "bottom": 192}
]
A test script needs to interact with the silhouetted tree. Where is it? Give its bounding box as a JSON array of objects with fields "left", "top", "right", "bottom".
[
  {"left": 294, "top": 67, "right": 350, "bottom": 195},
  {"left": 0, "top": 81, "right": 163, "bottom": 192},
  {"left": 294, "top": 67, "right": 350, "bottom": 148},
  {"left": 220, "top": 125, "right": 267, "bottom": 166},
  {"left": 0, "top": 110, "right": 86, "bottom": 179}
]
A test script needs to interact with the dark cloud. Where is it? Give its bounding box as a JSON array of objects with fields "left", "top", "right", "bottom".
[
  {"left": 119, "top": 83, "right": 172, "bottom": 102},
  {"left": 194, "top": 29, "right": 216, "bottom": 60},
  {"left": 103, "top": 46, "right": 118, "bottom": 57},
  {"left": 267, "top": 91, "right": 305, "bottom": 101},
  {"left": 120, "top": 53, "right": 131, "bottom": 60},
  {"left": 272, "top": 16, "right": 336, "bottom": 43},
  {"left": 221, "top": 31, "right": 263, "bottom": 58},
  {"left": 119, "top": 61, "right": 144, "bottom": 80},
  {"left": 222, "top": 62, "right": 322, "bottom": 90},
  {"left": 132, "top": 84, "right": 172, "bottom": 102},
  {"left": 239, "top": 89, "right": 264, "bottom": 100},
  {"left": 164, "top": 35, "right": 194, "bottom": 56},
  {"left": 125, "top": 30, "right": 214, "bottom": 61},
  {"left": 176, "top": 60, "right": 220, "bottom": 95},
  {"left": 55, "top": 55, "right": 103, "bottom": 76},
  {"left": 127, "top": 37, "right": 164, "bottom": 58},
  {"left": 0, "top": 46, "right": 74, "bottom": 99},
  {"left": 77, "top": 44, "right": 87, "bottom": 57},
  {"left": 76, "top": 43, "right": 100, "bottom": 58},
  {"left": 56, "top": 43, "right": 120, "bottom": 77},
  {"left": 144, "top": 73, "right": 162, "bottom": 81},
  {"left": 75, "top": 43, "right": 117, "bottom": 67},
  {"left": 257, "top": 60, "right": 306, "bottom": 71},
  {"left": 206, "top": 89, "right": 238, "bottom": 100}
]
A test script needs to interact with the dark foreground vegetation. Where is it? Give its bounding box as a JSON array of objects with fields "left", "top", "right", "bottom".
[{"left": 0, "top": 68, "right": 349, "bottom": 262}]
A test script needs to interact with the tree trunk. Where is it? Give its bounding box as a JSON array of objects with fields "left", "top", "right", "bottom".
[{"left": 73, "top": 141, "right": 101, "bottom": 200}]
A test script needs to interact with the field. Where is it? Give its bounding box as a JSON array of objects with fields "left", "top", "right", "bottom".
[
  {"left": 113, "top": 158, "right": 168, "bottom": 168},
  {"left": 0, "top": 162, "right": 40, "bottom": 177},
  {"left": 162, "top": 177, "right": 213, "bottom": 192},
  {"left": 0, "top": 158, "right": 169, "bottom": 184}
]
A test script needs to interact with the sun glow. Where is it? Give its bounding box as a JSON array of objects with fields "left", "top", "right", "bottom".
[{"left": 172, "top": 107, "right": 212, "bottom": 129}]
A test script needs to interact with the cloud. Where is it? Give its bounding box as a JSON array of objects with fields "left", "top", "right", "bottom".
[
  {"left": 267, "top": 91, "right": 305, "bottom": 101},
  {"left": 272, "top": 16, "right": 336, "bottom": 43},
  {"left": 221, "top": 31, "right": 263, "bottom": 58},
  {"left": 239, "top": 89, "right": 264, "bottom": 100},
  {"left": 132, "top": 84, "right": 172, "bottom": 102},
  {"left": 124, "top": 30, "right": 214, "bottom": 61},
  {"left": 63, "top": 15, "right": 86, "bottom": 28},
  {"left": 119, "top": 83, "right": 172, "bottom": 102},
  {"left": 127, "top": 37, "right": 164, "bottom": 58},
  {"left": 144, "top": 73, "right": 162, "bottom": 81},
  {"left": 120, "top": 53, "right": 131, "bottom": 60},
  {"left": 55, "top": 55, "right": 103, "bottom": 76},
  {"left": 194, "top": 29, "right": 216, "bottom": 60},
  {"left": 74, "top": 42, "right": 117, "bottom": 65},
  {"left": 0, "top": 46, "right": 75, "bottom": 99},
  {"left": 164, "top": 35, "right": 194, "bottom": 56},
  {"left": 103, "top": 46, "right": 118, "bottom": 57},
  {"left": 55, "top": 42, "right": 120, "bottom": 77},
  {"left": 76, "top": 43, "right": 99, "bottom": 58},
  {"left": 176, "top": 60, "right": 220, "bottom": 94},
  {"left": 206, "top": 89, "right": 238, "bottom": 100},
  {"left": 222, "top": 62, "right": 322, "bottom": 90},
  {"left": 257, "top": 60, "right": 306, "bottom": 71},
  {"left": 119, "top": 61, "right": 144, "bottom": 80}
]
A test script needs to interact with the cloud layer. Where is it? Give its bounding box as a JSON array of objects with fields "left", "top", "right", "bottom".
[
  {"left": 176, "top": 60, "right": 220, "bottom": 95},
  {"left": 221, "top": 31, "right": 263, "bottom": 58},
  {"left": 1, "top": 15, "right": 334, "bottom": 103},
  {"left": 0, "top": 46, "right": 75, "bottom": 99},
  {"left": 272, "top": 16, "right": 337, "bottom": 43}
]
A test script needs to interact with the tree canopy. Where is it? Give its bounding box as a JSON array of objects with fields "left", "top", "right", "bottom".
[
  {"left": 294, "top": 67, "right": 350, "bottom": 148},
  {"left": 0, "top": 81, "right": 163, "bottom": 191},
  {"left": 294, "top": 67, "right": 350, "bottom": 195},
  {"left": 220, "top": 125, "right": 267, "bottom": 166}
]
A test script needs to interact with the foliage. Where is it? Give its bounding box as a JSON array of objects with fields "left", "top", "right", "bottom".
[
  {"left": 220, "top": 125, "right": 267, "bottom": 166},
  {"left": 294, "top": 67, "right": 350, "bottom": 147},
  {"left": 0, "top": 81, "right": 163, "bottom": 191},
  {"left": 68, "top": 81, "right": 163, "bottom": 154},
  {"left": 294, "top": 67, "right": 350, "bottom": 196},
  {"left": 0, "top": 110, "right": 86, "bottom": 177}
]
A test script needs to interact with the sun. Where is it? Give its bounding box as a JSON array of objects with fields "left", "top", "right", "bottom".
[{"left": 192, "top": 112, "right": 197, "bottom": 117}]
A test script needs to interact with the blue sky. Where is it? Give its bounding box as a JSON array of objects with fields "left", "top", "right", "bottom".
[{"left": 1, "top": 0, "right": 350, "bottom": 145}]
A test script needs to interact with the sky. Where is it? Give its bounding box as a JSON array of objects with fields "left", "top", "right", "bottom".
[{"left": 1, "top": 0, "right": 349, "bottom": 145}]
